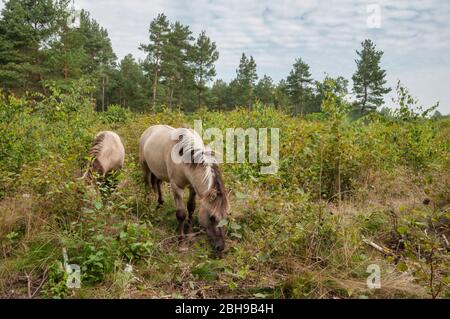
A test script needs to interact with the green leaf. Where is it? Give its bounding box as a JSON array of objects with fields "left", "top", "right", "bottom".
[
  {"left": 94, "top": 234, "right": 104, "bottom": 241},
  {"left": 119, "top": 231, "right": 128, "bottom": 240},
  {"left": 230, "top": 223, "right": 242, "bottom": 231},
  {"left": 228, "top": 282, "right": 238, "bottom": 290},
  {"left": 396, "top": 261, "right": 408, "bottom": 272},
  {"left": 6, "top": 231, "right": 19, "bottom": 240},
  {"left": 172, "top": 293, "right": 183, "bottom": 299},
  {"left": 397, "top": 226, "right": 408, "bottom": 235},
  {"left": 235, "top": 192, "right": 246, "bottom": 199},
  {"left": 217, "top": 219, "right": 228, "bottom": 228},
  {"left": 231, "top": 233, "right": 242, "bottom": 239},
  {"left": 237, "top": 268, "right": 247, "bottom": 279},
  {"left": 94, "top": 201, "right": 103, "bottom": 210},
  {"left": 413, "top": 221, "right": 428, "bottom": 227},
  {"left": 192, "top": 264, "right": 218, "bottom": 281}
]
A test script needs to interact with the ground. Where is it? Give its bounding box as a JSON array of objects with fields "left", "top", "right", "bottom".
[{"left": 0, "top": 97, "right": 449, "bottom": 299}]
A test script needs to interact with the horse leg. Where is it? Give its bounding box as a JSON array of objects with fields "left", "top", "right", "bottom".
[
  {"left": 150, "top": 173, "right": 157, "bottom": 193},
  {"left": 156, "top": 179, "right": 164, "bottom": 206},
  {"left": 186, "top": 187, "right": 196, "bottom": 234},
  {"left": 142, "top": 159, "right": 162, "bottom": 206},
  {"left": 141, "top": 161, "right": 153, "bottom": 199},
  {"left": 141, "top": 161, "right": 149, "bottom": 185},
  {"left": 92, "top": 159, "right": 104, "bottom": 176},
  {"left": 171, "top": 182, "right": 187, "bottom": 238}
]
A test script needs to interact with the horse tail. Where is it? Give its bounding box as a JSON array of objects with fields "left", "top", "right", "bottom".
[
  {"left": 89, "top": 132, "right": 107, "bottom": 158},
  {"left": 81, "top": 165, "right": 91, "bottom": 180},
  {"left": 79, "top": 159, "right": 96, "bottom": 186},
  {"left": 141, "top": 158, "right": 151, "bottom": 186},
  {"left": 80, "top": 132, "right": 107, "bottom": 183},
  {"left": 150, "top": 172, "right": 158, "bottom": 193}
]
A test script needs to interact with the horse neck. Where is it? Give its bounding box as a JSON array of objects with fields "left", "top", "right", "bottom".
[{"left": 187, "top": 164, "right": 214, "bottom": 198}]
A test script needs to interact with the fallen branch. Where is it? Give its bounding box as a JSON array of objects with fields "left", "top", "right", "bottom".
[
  {"left": 31, "top": 268, "right": 49, "bottom": 299},
  {"left": 362, "top": 236, "right": 423, "bottom": 270},
  {"left": 25, "top": 272, "right": 32, "bottom": 299},
  {"left": 326, "top": 191, "right": 354, "bottom": 204},
  {"left": 442, "top": 234, "right": 449, "bottom": 249},
  {"left": 362, "top": 236, "right": 394, "bottom": 256}
]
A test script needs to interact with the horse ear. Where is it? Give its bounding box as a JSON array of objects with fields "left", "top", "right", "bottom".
[
  {"left": 178, "top": 135, "right": 184, "bottom": 156},
  {"left": 207, "top": 189, "right": 218, "bottom": 202}
]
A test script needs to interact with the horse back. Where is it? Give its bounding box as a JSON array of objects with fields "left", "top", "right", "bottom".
[
  {"left": 140, "top": 125, "right": 176, "bottom": 182},
  {"left": 92, "top": 131, "right": 125, "bottom": 174}
]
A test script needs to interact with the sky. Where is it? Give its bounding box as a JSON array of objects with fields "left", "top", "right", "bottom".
[{"left": 2, "top": 0, "right": 450, "bottom": 113}]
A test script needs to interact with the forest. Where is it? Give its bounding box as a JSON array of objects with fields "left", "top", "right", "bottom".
[{"left": 0, "top": 0, "right": 449, "bottom": 299}]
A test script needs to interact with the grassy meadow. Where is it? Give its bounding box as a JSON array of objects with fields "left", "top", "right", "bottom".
[{"left": 0, "top": 84, "right": 449, "bottom": 299}]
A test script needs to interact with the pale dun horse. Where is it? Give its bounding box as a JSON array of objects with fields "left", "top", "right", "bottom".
[
  {"left": 139, "top": 125, "right": 230, "bottom": 252},
  {"left": 83, "top": 131, "right": 125, "bottom": 180}
]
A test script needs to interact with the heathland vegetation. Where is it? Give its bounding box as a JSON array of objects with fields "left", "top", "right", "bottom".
[{"left": 0, "top": 0, "right": 448, "bottom": 299}]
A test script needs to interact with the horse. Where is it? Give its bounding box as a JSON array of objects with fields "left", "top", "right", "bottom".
[
  {"left": 83, "top": 131, "right": 125, "bottom": 180},
  {"left": 139, "top": 125, "right": 230, "bottom": 252}
]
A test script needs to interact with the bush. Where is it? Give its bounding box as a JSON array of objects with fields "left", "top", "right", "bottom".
[
  {"left": 1, "top": 86, "right": 449, "bottom": 299},
  {"left": 100, "top": 104, "right": 132, "bottom": 126}
]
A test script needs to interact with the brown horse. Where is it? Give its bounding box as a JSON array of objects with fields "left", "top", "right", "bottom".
[
  {"left": 83, "top": 131, "right": 125, "bottom": 180},
  {"left": 139, "top": 125, "right": 230, "bottom": 252}
]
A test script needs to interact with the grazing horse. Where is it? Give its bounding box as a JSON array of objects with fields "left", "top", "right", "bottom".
[
  {"left": 139, "top": 125, "right": 230, "bottom": 252},
  {"left": 83, "top": 131, "right": 125, "bottom": 179}
]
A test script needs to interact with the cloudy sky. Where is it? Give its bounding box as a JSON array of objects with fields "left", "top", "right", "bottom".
[{"left": 2, "top": 0, "right": 449, "bottom": 113}]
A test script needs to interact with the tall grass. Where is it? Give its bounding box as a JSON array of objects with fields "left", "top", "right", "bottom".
[{"left": 0, "top": 83, "right": 448, "bottom": 299}]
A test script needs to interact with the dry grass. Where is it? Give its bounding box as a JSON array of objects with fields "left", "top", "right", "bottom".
[
  {"left": 0, "top": 196, "right": 33, "bottom": 240},
  {"left": 1, "top": 110, "right": 448, "bottom": 299}
]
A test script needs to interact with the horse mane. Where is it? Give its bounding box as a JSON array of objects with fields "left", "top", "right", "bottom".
[
  {"left": 173, "top": 128, "right": 218, "bottom": 189},
  {"left": 89, "top": 132, "right": 107, "bottom": 158},
  {"left": 81, "top": 132, "right": 107, "bottom": 180},
  {"left": 204, "top": 164, "right": 229, "bottom": 220}
]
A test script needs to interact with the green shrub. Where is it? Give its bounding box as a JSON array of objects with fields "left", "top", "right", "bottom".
[
  {"left": 42, "top": 261, "right": 69, "bottom": 299},
  {"left": 1, "top": 85, "right": 449, "bottom": 299},
  {"left": 100, "top": 104, "right": 132, "bottom": 126}
]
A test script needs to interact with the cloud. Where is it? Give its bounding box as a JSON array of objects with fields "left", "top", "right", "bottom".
[{"left": 0, "top": 0, "right": 449, "bottom": 113}]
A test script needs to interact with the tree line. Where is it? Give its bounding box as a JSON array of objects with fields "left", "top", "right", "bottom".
[{"left": 0, "top": 0, "right": 393, "bottom": 115}]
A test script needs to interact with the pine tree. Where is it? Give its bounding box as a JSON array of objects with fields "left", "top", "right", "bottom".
[
  {"left": 43, "top": 9, "right": 116, "bottom": 110},
  {"left": 191, "top": 30, "right": 219, "bottom": 108},
  {"left": 110, "top": 54, "right": 147, "bottom": 111},
  {"left": 286, "top": 58, "right": 313, "bottom": 116},
  {"left": 45, "top": 21, "right": 87, "bottom": 81},
  {"left": 273, "top": 79, "right": 290, "bottom": 111},
  {"left": 0, "top": 0, "right": 70, "bottom": 93},
  {"left": 255, "top": 75, "right": 275, "bottom": 105},
  {"left": 162, "top": 21, "right": 193, "bottom": 109},
  {"left": 140, "top": 13, "right": 170, "bottom": 108},
  {"left": 352, "top": 39, "right": 391, "bottom": 112},
  {"left": 0, "top": 0, "right": 116, "bottom": 108},
  {"left": 210, "top": 79, "right": 231, "bottom": 110},
  {"left": 235, "top": 53, "right": 258, "bottom": 109}
]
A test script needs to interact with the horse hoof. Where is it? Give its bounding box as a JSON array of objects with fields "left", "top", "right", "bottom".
[{"left": 183, "top": 224, "right": 193, "bottom": 235}]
